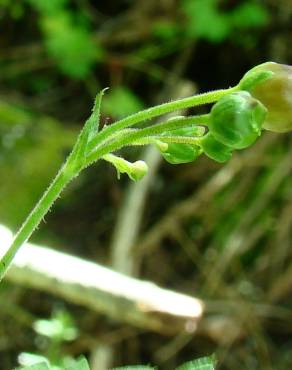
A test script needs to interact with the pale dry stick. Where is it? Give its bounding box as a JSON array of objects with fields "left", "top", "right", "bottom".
[
  {"left": 0, "top": 225, "right": 204, "bottom": 335},
  {"left": 2, "top": 226, "right": 287, "bottom": 346}
]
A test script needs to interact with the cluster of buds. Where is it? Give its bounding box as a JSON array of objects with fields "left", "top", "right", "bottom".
[
  {"left": 157, "top": 62, "right": 292, "bottom": 165},
  {"left": 201, "top": 91, "right": 267, "bottom": 162},
  {"left": 103, "top": 62, "right": 292, "bottom": 180}
]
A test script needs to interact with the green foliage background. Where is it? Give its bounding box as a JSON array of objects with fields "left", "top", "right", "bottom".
[{"left": 0, "top": 1, "right": 291, "bottom": 370}]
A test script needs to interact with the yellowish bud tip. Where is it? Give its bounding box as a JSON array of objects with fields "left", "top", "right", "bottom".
[
  {"left": 242, "top": 62, "right": 292, "bottom": 133},
  {"left": 130, "top": 161, "right": 148, "bottom": 181}
]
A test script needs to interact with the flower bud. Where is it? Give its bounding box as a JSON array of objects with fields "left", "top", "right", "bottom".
[
  {"left": 130, "top": 160, "right": 148, "bottom": 181},
  {"left": 200, "top": 133, "right": 233, "bottom": 163},
  {"left": 102, "top": 154, "right": 148, "bottom": 181},
  {"left": 209, "top": 91, "right": 267, "bottom": 149},
  {"left": 159, "top": 127, "right": 202, "bottom": 164},
  {"left": 240, "top": 62, "right": 292, "bottom": 132}
]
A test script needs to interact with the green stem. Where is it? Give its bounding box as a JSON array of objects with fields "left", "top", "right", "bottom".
[
  {"left": 0, "top": 87, "right": 236, "bottom": 282},
  {"left": 0, "top": 163, "right": 76, "bottom": 282},
  {"left": 85, "top": 119, "right": 205, "bottom": 167},
  {"left": 131, "top": 135, "right": 202, "bottom": 146},
  {"left": 87, "top": 87, "right": 237, "bottom": 152},
  {"left": 86, "top": 114, "right": 208, "bottom": 161}
]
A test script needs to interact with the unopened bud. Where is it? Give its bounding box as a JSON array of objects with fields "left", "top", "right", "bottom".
[
  {"left": 200, "top": 133, "right": 233, "bottom": 163},
  {"left": 159, "top": 127, "right": 202, "bottom": 164},
  {"left": 209, "top": 91, "right": 266, "bottom": 149},
  {"left": 240, "top": 62, "right": 292, "bottom": 132},
  {"left": 130, "top": 160, "right": 148, "bottom": 181}
]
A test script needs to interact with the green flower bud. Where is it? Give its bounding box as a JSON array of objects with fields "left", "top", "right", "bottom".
[
  {"left": 209, "top": 91, "right": 267, "bottom": 150},
  {"left": 238, "top": 62, "right": 274, "bottom": 91},
  {"left": 240, "top": 62, "right": 292, "bottom": 133},
  {"left": 200, "top": 133, "right": 233, "bottom": 163},
  {"left": 159, "top": 127, "right": 202, "bottom": 164},
  {"left": 102, "top": 154, "right": 148, "bottom": 181},
  {"left": 129, "top": 160, "right": 148, "bottom": 181}
]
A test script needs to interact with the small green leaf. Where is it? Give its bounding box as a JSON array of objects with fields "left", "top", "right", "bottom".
[
  {"left": 27, "top": 0, "right": 68, "bottom": 13},
  {"left": 33, "top": 310, "right": 78, "bottom": 341},
  {"left": 17, "top": 352, "right": 50, "bottom": 369},
  {"left": 42, "top": 12, "right": 102, "bottom": 79},
  {"left": 175, "top": 355, "right": 216, "bottom": 370},
  {"left": 181, "top": 0, "right": 231, "bottom": 42},
  {"left": 230, "top": 2, "right": 269, "bottom": 29},
  {"left": 65, "top": 356, "right": 90, "bottom": 370},
  {"left": 67, "top": 89, "right": 106, "bottom": 172}
]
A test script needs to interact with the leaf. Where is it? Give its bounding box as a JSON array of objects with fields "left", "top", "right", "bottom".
[
  {"left": 42, "top": 12, "right": 103, "bottom": 79},
  {"left": 65, "top": 356, "right": 90, "bottom": 370},
  {"left": 181, "top": 0, "right": 231, "bottom": 42},
  {"left": 33, "top": 309, "right": 78, "bottom": 341},
  {"left": 67, "top": 89, "right": 106, "bottom": 172},
  {"left": 175, "top": 355, "right": 216, "bottom": 370},
  {"left": 27, "top": 0, "right": 68, "bottom": 14},
  {"left": 230, "top": 2, "right": 269, "bottom": 28}
]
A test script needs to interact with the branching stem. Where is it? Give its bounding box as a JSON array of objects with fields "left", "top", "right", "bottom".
[
  {"left": 0, "top": 86, "right": 236, "bottom": 282},
  {"left": 87, "top": 87, "right": 237, "bottom": 151}
]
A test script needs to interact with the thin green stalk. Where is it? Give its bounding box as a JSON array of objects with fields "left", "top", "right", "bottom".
[
  {"left": 85, "top": 114, "right": 208, "bottom": 163},
  {"left": 87, "top": 87, "right": 238, "bottom": 152},
  {"left": 85, "top": 123, "right": 204, "bottom": 167},
  {"left": 131, "top": 135, "right": 202, "bottom": 146},
  {"left": 0, "top": 164, "right": 76, "bottom": 282},
  {"left": 0, "top": 88, "right": 236, "bottom": 282}
]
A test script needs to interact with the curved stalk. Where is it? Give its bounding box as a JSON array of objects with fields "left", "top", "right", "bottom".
[
  {"left": 0, "top": 88, "right": 235, "bottom": 282},
  {"left": 87, "top": 87, "right": 237, "bottom": 152}
]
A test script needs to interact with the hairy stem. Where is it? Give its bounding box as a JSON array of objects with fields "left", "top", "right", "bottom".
[
  {"left": 131, "top": 135, "right": 202, "bottom": 146},
  {"left": 0, "top": 87, "right": 236, "bottom": 282},
  {"left": 85, "top": 114, "right": 208, "bottom": 164},
  {"left": 87, "top": 87, "right": 237, "bottom": 152},
  {"left": 0, "top": 164, "right": 76, "bottom": 282}
]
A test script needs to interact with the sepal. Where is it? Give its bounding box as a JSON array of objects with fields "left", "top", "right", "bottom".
[
  {"left": 200, "top": 133, "right": 233, "bottom": 163},
  {"left": 158, "top": 127, "right": 203, "bottom": 164}
]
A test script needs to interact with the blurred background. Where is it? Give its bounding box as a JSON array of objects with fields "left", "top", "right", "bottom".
[{"left": 0, "top": 0, "right": 292, "bottom": 369}]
